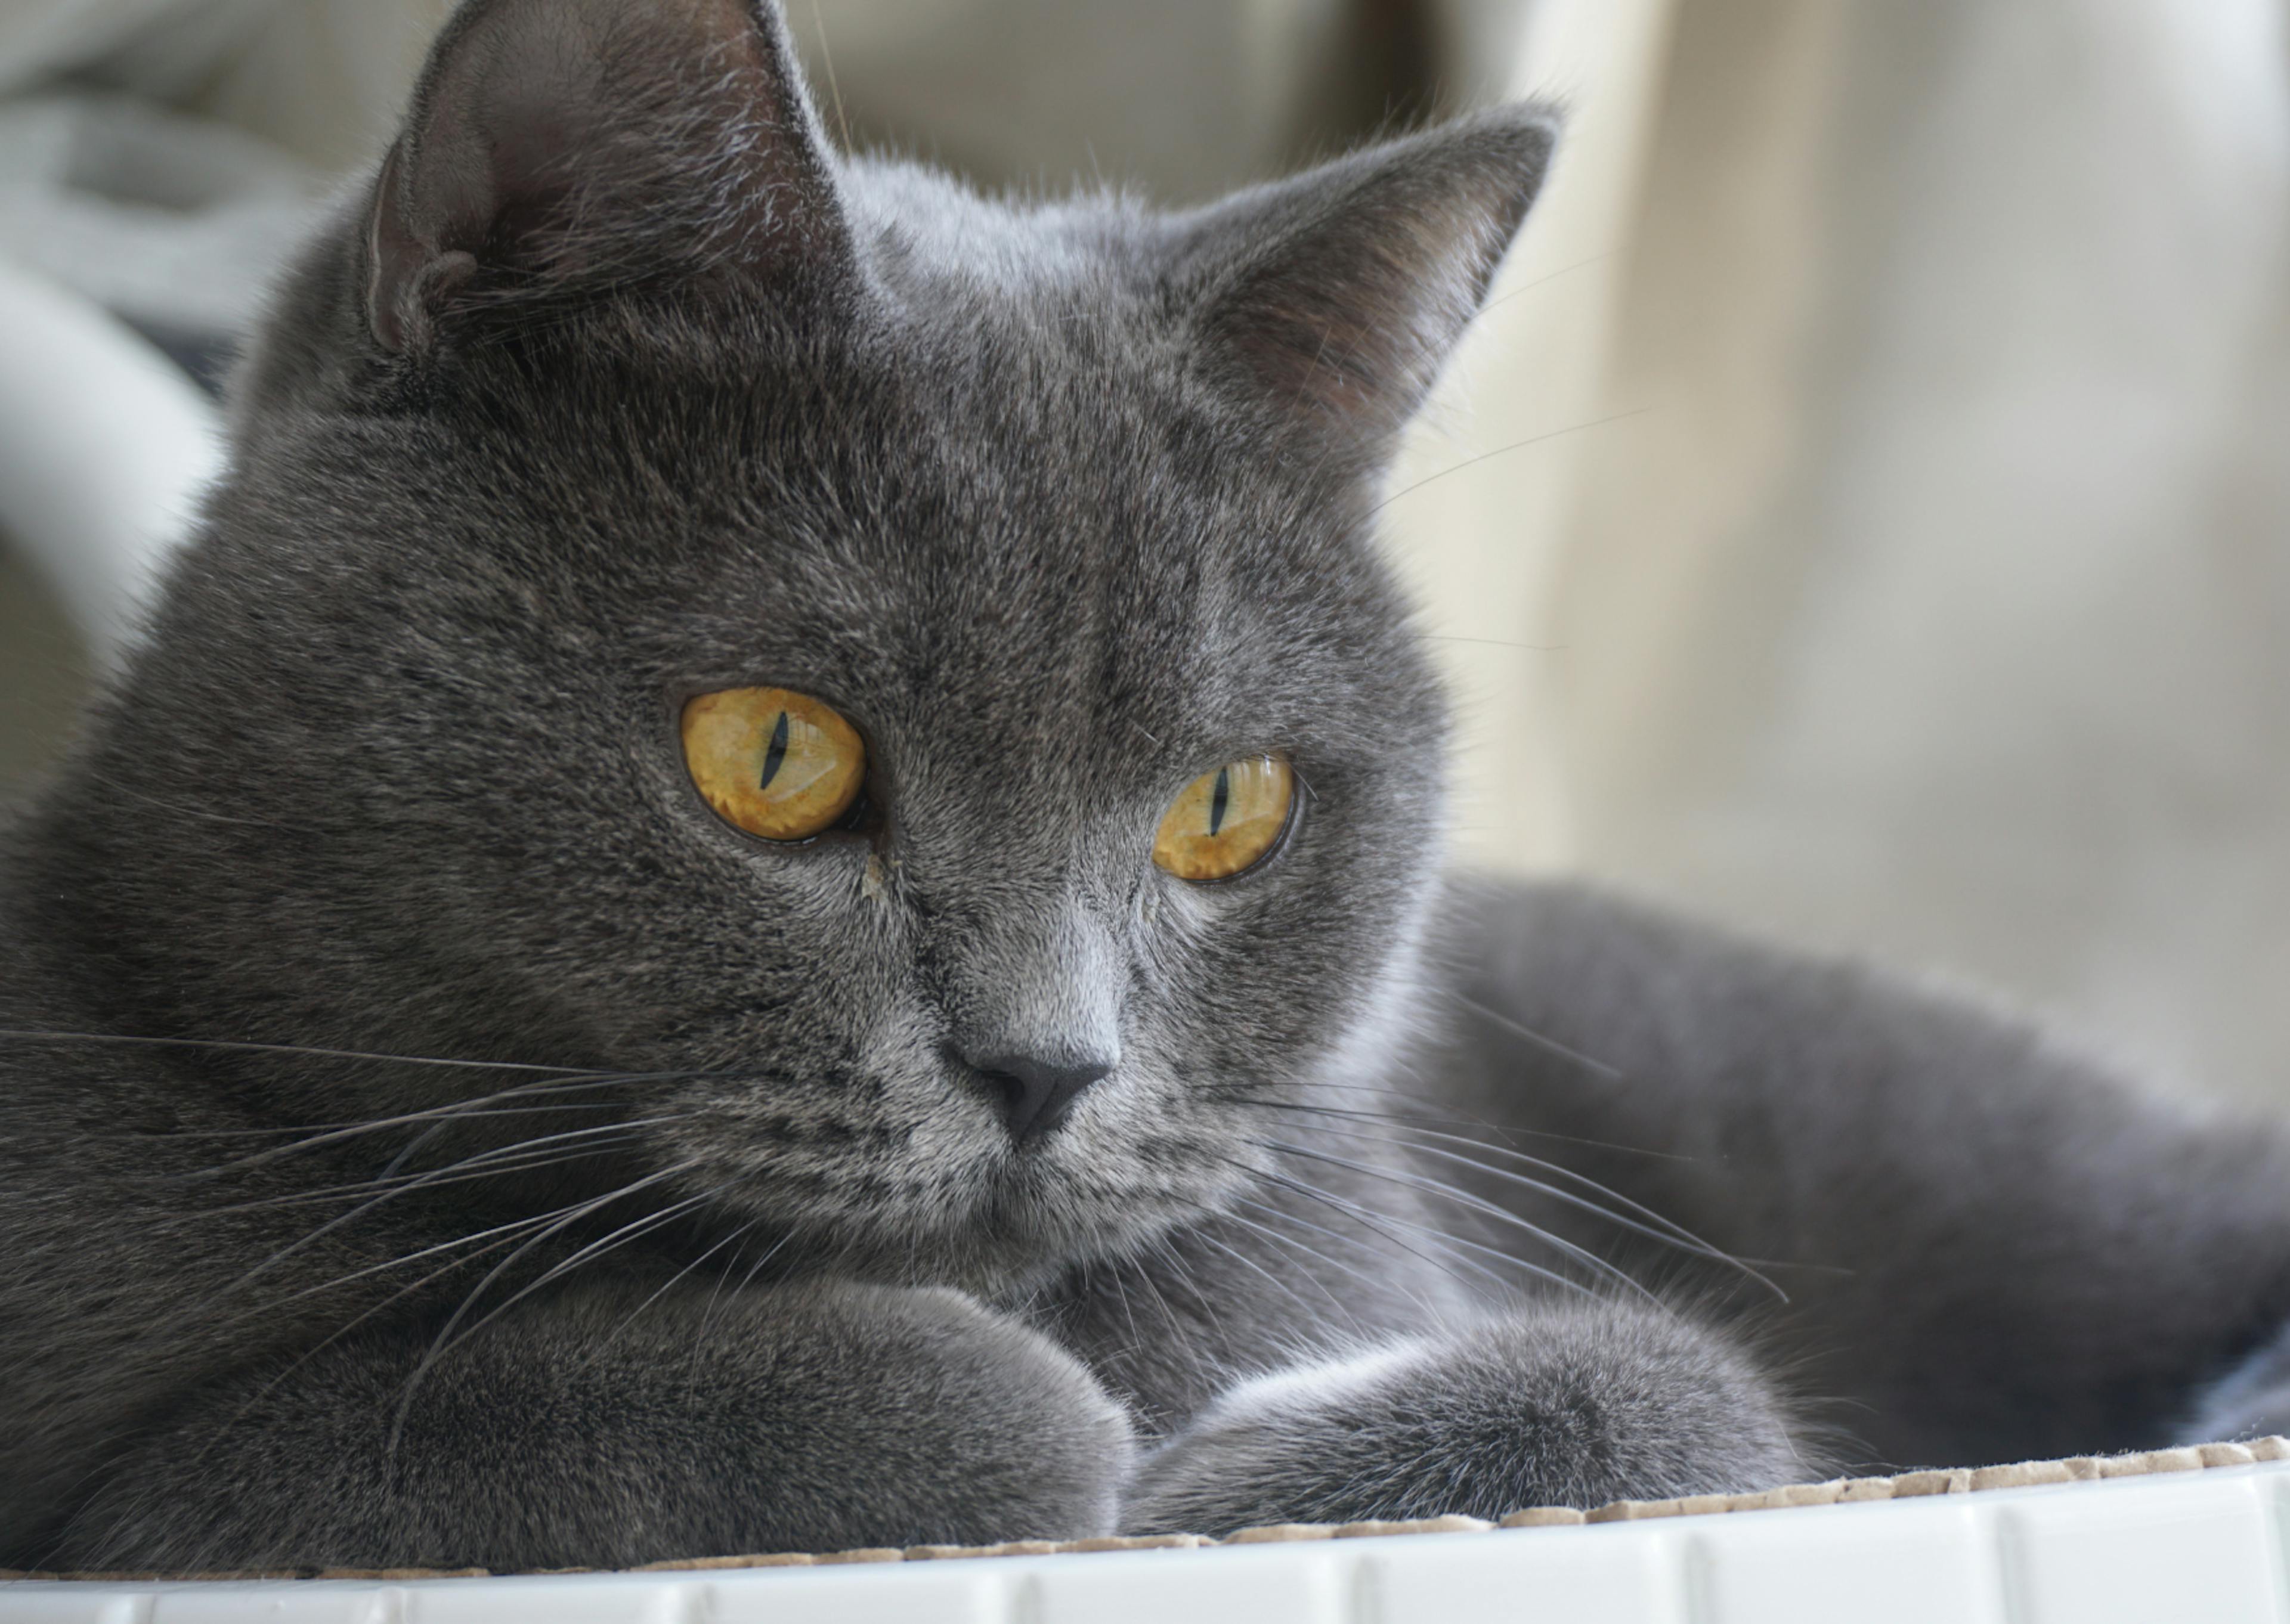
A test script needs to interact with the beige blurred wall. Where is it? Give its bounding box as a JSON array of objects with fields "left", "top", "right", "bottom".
[{"left": 1518, "top": 0, "right": 2290, "bottom": 1106}]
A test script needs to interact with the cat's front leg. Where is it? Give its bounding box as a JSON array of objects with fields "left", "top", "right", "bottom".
[
  {"left": 52, "top": 1278, "right": 1134, "bottom": 1572},
  {"left": 1124, "top": 1298, "right": 1803, "bottom": 1534}
]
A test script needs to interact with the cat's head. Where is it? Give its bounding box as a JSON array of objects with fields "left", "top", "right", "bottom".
[{"left": 53, "top": 0, "right": 1554, "bottom": 1288}]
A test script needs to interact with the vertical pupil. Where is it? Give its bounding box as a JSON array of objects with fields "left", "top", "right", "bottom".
[
  {"left": 1209, "top": 767, "right": 1230, "bottom": 836},
  {"left": 759, "top": 710, "right": 791, "bottom": 789}
]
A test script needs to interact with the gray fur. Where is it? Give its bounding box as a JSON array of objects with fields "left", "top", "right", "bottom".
[{"left": 4, "top": 0, "right": 2288, "bottom": 1572}]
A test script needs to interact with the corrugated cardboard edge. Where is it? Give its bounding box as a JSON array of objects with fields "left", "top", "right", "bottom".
[{"left": 8, "top": 1437, "right": 2283, "bottom": 1584}]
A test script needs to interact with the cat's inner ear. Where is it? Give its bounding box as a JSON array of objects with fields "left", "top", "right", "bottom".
[
  {"left": 367, "top": 0, "right": 851, "bottom": 353},
  {"left": 1175, "top": 108, "right": 1559, "bottom": 457}
]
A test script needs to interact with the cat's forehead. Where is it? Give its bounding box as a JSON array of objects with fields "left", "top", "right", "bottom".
[{"left": 681, "top": 336, "right": 1380, "bottom": 758}]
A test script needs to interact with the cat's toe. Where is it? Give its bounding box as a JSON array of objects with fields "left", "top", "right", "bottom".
[{"left": 1125, "top": 1300, "right": 1806, "bottom": 1535}]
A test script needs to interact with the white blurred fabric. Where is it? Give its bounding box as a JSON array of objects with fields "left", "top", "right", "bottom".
[{"left": 0, "top": 0, "right": 448, "bottom": 338}]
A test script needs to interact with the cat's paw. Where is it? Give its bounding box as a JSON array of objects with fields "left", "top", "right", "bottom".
[
  {"left": 51, "top": 1279, "right": 1138, "bottom": 1571},
  {"left": 1124, "top": 1300, "right": 1805, "bottom": 1535}
]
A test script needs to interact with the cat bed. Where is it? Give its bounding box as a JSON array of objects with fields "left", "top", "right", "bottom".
[{"left": 8, "top": 1439, "right": 2287, "bottom": 1622}]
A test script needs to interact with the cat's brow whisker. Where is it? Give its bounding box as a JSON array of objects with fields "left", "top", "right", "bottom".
[
  {"left": 1371, "top": 407, "right": 1654, "bottom": 517},
  {"left": 1476, "top": 248, "right": 1619, "bottom": 315},
  {"left": 1450, "top": 995, "right": 1625, "bottom": 1081},
  {"left": 1422, "top": 634, "right": 1569, "bottom": 652}
]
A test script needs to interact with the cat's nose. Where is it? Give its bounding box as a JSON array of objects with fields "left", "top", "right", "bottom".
[{"left": 963, "top": 1050, "right": 1112, "bottom": 1145}]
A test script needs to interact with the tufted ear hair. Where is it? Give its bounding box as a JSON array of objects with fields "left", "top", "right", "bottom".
[
  {"left": 1173, "top": 107, "right": 1559, "bottom": 461},
  {"left": 367, "top": 0, "right": 852, "bottom": 354}
]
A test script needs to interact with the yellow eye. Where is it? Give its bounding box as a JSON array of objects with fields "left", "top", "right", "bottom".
[
  {"left": 1152, "top": 755, "right": 1295, "bottom": 882},
  {"left": 681, "top": 687, "right": 865, "bottom": 842}
]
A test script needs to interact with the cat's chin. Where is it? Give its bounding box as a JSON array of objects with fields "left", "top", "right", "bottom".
[
  {"left": 762, "top": 1213, "right": 1174, "bottom": 1300},
  {"left": 704, "top": 1157, "right": 1251, "bottom": 1299}
]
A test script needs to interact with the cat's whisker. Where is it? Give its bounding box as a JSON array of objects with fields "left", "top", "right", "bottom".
[
  {"left": 1206, "top": 1206, "right": 1373, "bottom": 1327},
  {"left": 205, "top": 1120, "right": 687, "bottom": 1307},
  {"left": 1121, "top": 1237, "right": 1196, "bottom": 1347},
  {"left": 169, "top": 1104, "right": 645, "bottom": 1188},
  {"left": 1263, "top": 1170, "right": 1542, "bottom": 1297},
  {"left": 0, "top": 1028, "right": 615, "bottom": 1076},
  {"left": 1255, "top": 1138, "right": 1643, "bottom": 1301},
  {"left": 177, "top": 1118, "right": 678, "bottom": 1242},
  {"left": 386, "top": 1160, "right": 713, "bottom": 1452},
  {"left": 160, "top": 1207, "right": 612, "bottom": 1496},
  {"left": 157, "top": 1135, "right": 654, "bottom": 1228},
  {"left": 239, "top": 1198, "right": 608, "bottom": 1322},
  {"left": 1224, "top": 1157, "right": 1526, "bottom": 1298},
  {"left": 1144, "top": 1231, "right": 1239, "bottom": 1349},
  {"left": 1289, "top": 1076, "right": 1688, "bottom": 1160},
  {"left": 160, "top": 1101, "right": 631, "bottom": 1142},
  {"left": 1102, "top": 1254, "right": 1147, "bottom": 1360},
  {"left": 730, "top": 1228, "right": 797, "bottom": 1296},
  {"left": 579, "top": 1215, "right": 764, "bottom": 1371},
  {"left": 180, "top": 1078, "right": 713, "bottom": 1177},
  {"left": 1220, "top": 1081, "right": 1605, "bottom": 1148},
  {"left": 1222, "top": 1198, "right": 1460, "bottom": 1325},
  {"left": 685, "top": 1226, "right": 794, "bottom": 1391},
  {"left": 1285, "top": 1103, "right": 1720, "bottom": 1251},
  {"left": 1377, "top": 1126, "right": 1781, "bottom": 1298},
  {"left": 1238, "top": 1101, "right": 1779, "bottom": 1297}
]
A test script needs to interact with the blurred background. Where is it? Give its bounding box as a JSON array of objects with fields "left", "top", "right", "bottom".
[{"left": 2, "top": 0, "right": 2286, "bottom": 1107}]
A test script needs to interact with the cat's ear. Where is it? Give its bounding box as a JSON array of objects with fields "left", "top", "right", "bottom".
[
  {"left": 366, "top": 0, "right": 851, "bottom": 354},
  {"left": 1175, "top": 107, "right": 1559, "bottom": 457}
]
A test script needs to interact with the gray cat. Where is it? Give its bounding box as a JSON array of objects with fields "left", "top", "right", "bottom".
[{"left": 6, "top": 0, "right": 2290, "bottom": 1574}]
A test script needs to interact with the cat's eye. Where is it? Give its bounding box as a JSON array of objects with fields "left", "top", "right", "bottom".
[
  {"left": 682, "top": 687, "right": 865, "bottom": 842},
  {"left": 1152, "top": 755, "right": 1295, "bottom": 882}
]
